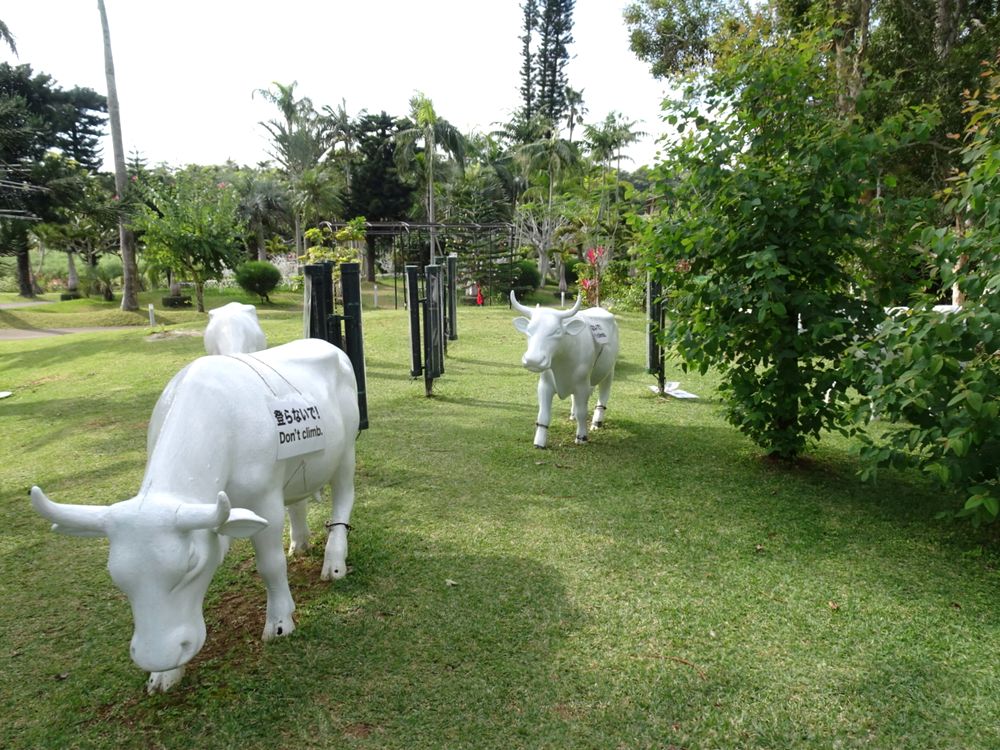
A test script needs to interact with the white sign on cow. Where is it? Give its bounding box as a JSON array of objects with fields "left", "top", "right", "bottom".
[
  {"left": 511, "top": 292, "right": 620, "bottom": 448},
  {"left": 203, "top": 301, "right": 267, "bottom": 355},
  {"left": 30, "top": 338, "right": 359, "bottom": 693}
]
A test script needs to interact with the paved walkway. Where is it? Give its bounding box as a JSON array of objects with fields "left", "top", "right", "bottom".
[
  {"left": 0, "top": 299, "right": 56, "bottom": 309},
  {"left": 0, "top": 299, "right": 141, "bottom": 340},
  {"left": 0, "top": 326, "right": 139, "bottom": 340}
]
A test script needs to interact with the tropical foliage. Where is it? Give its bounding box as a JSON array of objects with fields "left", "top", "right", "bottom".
[
  {"left": 847, "top": 53, "right": 1000, "bottom": 523},
  {"left": 637, "top": 21, "right": 937, "bottom": 459},
  {"left": 131, "top": 168, "right": 245, "bottom": 312}
]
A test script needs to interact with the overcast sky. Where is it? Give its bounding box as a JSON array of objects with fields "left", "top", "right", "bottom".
[{"left": 3, "top": 1, "right": 670, "bottom": 172}]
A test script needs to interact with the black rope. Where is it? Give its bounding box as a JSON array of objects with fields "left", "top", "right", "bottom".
[
  {"left": 535, "top": 422, "right": 549, "bottom": 429},
  {"left": 325, "top": 521, "right": 352, "bottom": 532}
]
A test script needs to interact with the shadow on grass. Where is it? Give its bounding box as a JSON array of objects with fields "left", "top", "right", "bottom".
[{"left": 70, "top": 528, "right": 586, "bottom": 749}]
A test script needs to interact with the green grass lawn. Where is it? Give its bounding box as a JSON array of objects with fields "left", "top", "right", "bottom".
[{"left": 1, "top": 302, "right": 999, "bottom": 749}]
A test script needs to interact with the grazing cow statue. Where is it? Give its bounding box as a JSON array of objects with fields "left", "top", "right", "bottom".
[
  {"left": 204, "top": 301, "right": 267, "bottom": 355},
  {"left": 30, "top": 338, "right": 359, "bottom": 693},
  {"left": 511, "top": 291, "right": 620, "bottom": 448}
]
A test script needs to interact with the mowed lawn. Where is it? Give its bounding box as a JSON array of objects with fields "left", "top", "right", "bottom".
[{"left": 2, "top": 302, "right": 999, "bottom": 750}]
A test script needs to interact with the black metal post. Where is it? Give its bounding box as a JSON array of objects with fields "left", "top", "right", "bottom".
[
  {"left": 647, "top": 274, "right": 666, "bottom": 393},
  {"left": 446, "top": 253, "right": 458, "bottom": 341},
  {"left": 304, "top": 262, "right": 334, "bottom": 341},
  {"left": 340, "top": 262, "right": 369, "bottom": 430},
  {"left": 405, "top": 264, "right": 422, "bottom": 378},
  {"left": 423, "top": 264, "right": 444, "bottom": 397}
]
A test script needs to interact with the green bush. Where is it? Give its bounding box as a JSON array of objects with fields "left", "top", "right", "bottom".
[
  {"left": 235, "top": 260, "right": 282, "bottom": 303},
  {"left": 82, "top": 256, "right": 123, "bottom": 301},
  {"left": 510, "top": 259, "right": 541, "bottom": 295},
  {"left": 561, "top": 255, "right": 582, "bottom": 286}
]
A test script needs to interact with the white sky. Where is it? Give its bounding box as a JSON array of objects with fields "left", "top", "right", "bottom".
[{"left": 2, "top": 0, "right": 670, "bottom": 173}]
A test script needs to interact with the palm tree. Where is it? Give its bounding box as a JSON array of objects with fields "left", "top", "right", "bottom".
[
  {"left": 516, "top": 129, "right": 580, "bottom": 281},
  {"left": 236, "top": 172, "right": 288, "bottom": 261},
  {"left": 584, "top": 112, "right": 643, "bottom": 222},
  {"left": 564, "top": 86, "right": 587, "bottom": 145},
  {"left": 395, "top": 92, "right": 467, "bottom": 263},
  {"left": 321, "top": 99, "right": 365, "bottom": 193},
  {"left": 97, "top": 0, "right": 139, "bottom": 311},
  {"left": 255, "top": 82, "right": 333, "bottom": 255},
  {"left": 0, "top": 19, "right": 17, "bottom": 55}
]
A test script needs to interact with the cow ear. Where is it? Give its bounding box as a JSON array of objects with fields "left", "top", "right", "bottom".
[
  {"left": 512, "top": 317, "right": 530, "bottom": 334},
  {"left": 564, "top": 319, "right": 588, "bottom": 336},
  {"left": 217, "top": 508, "right": 268, "bottom": 538}
]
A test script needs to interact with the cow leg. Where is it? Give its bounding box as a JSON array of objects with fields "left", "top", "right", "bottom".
[
  {"left": 573, "top": 384, "right": 591, "bottom": 444},
  {"left": 252, "top": 497, "right": 297, "bottom": 641},
  {"left": 287, "top": 497, "right": 310, "bottom": 557},
  {"left": 592, "top": 374, "right": 613, "bottom": 429},
  {"left": 322, "top": 446, "right": 356, "bottom": 581},
  {"left": 534, "top": 372, "right": 556, "bottom": 449}
]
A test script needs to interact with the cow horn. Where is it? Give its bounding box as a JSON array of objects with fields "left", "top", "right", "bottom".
[
  {"left": 555, "top": 294, "right": 582, "bottom": 320},
  {"left": 30, "top": 485, "right": 109, "bottom": 535},
  {"left": 175, "top": 491, "right": 232, "bottom": 532},
  {"left": 510, "top": 290, "right": 534, "bottom": 316}
]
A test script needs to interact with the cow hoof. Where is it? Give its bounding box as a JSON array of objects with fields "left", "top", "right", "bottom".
[
  {"left": 263, "top": 617, "right": 296, "bottom": 641},
  {"left": 321, "top": 559, "right": 348, "bottom": 581},
  {"left": 288, "top": 539, "right": 309, "bottom": 557},
  {"left": 147, "top": 667, "right": 185, "bottom": 694},
  {"left": 534, "top": 443, "right": 547, "bottom": 449},
  {"left": 575, "top": 435, "right": 588, "bottom": 445}
]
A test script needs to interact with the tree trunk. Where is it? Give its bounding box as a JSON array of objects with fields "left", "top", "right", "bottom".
[
  {"left": 16, "top": 244, "right": 34, "bottom": 297},
  {"left": 98, "top": 0, "right": 139, "bottom": 311},
  {"left": 772, "top": 311, "right": 802, "bottom": 459},
  {"left": 935, "top": 0, "right": 966, "bottom": 61},
  {"left": 67, "top": 251, "right": 79, "bottom": 291},
  {"left": 256, "top": 223, "right": 267, "bottom": 261},
  {"left": 194, "top": 280, "right": 205, "bottom": 313},
  {"left": 427, "top": 140, "right": 437, "bottom": 265},
  {"left": 294, "top": 212, "right": 304, "bottom": 256},
  {"left": 833, "top": 0, "right": 872, "bottom": 114}
]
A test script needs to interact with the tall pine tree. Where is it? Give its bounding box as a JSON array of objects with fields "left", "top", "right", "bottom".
[{"left": 517, "top": 0, "right": 575, "bottom": 136}]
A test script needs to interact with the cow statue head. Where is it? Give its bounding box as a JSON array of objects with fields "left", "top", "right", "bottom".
[
  {"left": 30, "top": 486, "right": 267, "bottom": 691},
  {"left": 510, "top": 291, "right": 585, "bottom": 372}
]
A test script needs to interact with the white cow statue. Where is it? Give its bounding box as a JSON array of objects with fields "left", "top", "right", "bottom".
[
  {"left": 511, "top": 291, "right": 619, "bottom": 448},
  {"left": 31, "top": 338, "right": 359, "bottom": 693},
  {"left": 204, "top": 301, "right": 267, "bottom": 355}
]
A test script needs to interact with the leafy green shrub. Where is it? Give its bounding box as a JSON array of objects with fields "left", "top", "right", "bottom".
[
  {"left": 636, "top": 23, "right": 936, "bottom": 459},
  {"left": 847, "top": 54, "right": 1000, "bottom": 524},
  {"left": 493, "top": 258, "right": 541, "bottom": 298},
  {"left": 510, "top": 259, "right": 541, "bottom": 296},
  {"left": 235, "top": 260, "right": 282, "bottom": 303},
  {"left": 563, "top": 256, "right": 582, "bottom": 285},
  {"left": 82, "top": 256, "right": 123, "bottom": 301},
  {"left": 600, "top": 259, "right": 645, "bottom": 311}
]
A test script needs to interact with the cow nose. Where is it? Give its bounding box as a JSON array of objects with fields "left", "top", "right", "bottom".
[
  {"left": 522, "top": 353, "right": 547, "bottom": 372},
  {"left": 130, "top": 625, "right": 204, "bottom": 671}
]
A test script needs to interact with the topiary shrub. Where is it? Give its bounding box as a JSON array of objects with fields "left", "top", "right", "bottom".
[
  {"left": 510, "top": 259, "right": 541, "bottom": 296},
  {"left": 235, "top": 261, "right": 282, "bottom": 304}
]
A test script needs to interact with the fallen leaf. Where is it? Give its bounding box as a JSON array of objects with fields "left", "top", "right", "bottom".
[
  {"left": 754, "top": 544, "right": 765, "bottom": 553},
  {"left": 950, "top": 601, "right": 962, "bottom": 610},
  {"left": 828, "top": 601, "right": 840, "bottom": 611},
  {"left": 54, "top": 672, "right": 69, "bottom": 681},
  {"left": 445, "top": 579, "right": 458, "bottom": 587}
]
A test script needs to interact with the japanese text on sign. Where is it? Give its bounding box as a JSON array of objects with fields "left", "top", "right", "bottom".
[{"left": 268, "top": 395, "right": 326, "bottom": 459}]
